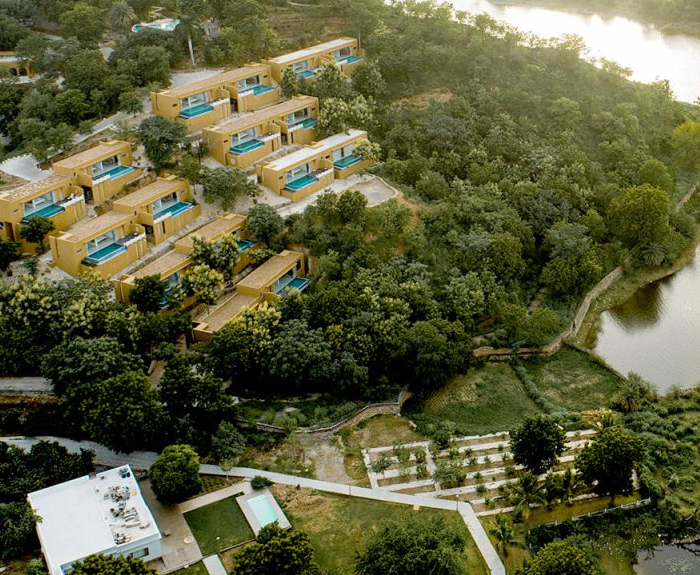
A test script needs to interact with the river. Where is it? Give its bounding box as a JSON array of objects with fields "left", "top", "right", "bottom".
[
  {"left": 449, "top": 0, "right": 700, "bottom": 392},
  {"left": 450, "top": 0, "right": 700, "bottom": 102}
]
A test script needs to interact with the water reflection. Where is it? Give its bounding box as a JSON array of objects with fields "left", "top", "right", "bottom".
[
  {"left": 451, "top": 0, "right": 700, "bottom": 102},
  {"left": 634, "top": 543, "right": 700, "bottom": 574},
  {"left": 590, "top": 245, "right": 700, "bottom": 392}
]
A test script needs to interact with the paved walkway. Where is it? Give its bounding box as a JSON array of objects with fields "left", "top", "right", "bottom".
[
  {"left": 2, "top": 437, "right": 505, "bottom": 575},
  {"left": 0, "top": 377, "right": 52, "bottom": 395},
  {"left": 179, "top": 481, "right": 251, "bottom": 513},
  {"left": 202, "top": 554, "right": 227, "bottom": 575},
  {"left": 0, "top": 154, "right": 52, "bottom": 181}
]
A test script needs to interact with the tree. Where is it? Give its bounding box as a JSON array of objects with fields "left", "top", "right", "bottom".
[
  {"left": 25, "top": 558, "right": 48, "bottom": 575},
  {"left": 0, "top": 238, "right": 20, "bottom": 271},
  {"left": 186, "top": 264, "right": 223, "bottom": 306},
  {"left": 215, "top": 234, "right": 240, "bottom": 282},
  {"left": 510, "top": 415, "right": 566, "bottom": 475},
  {"left": 109, "top": 1, "right": 136, "bottom": 31},
  {"left": 672, "top": 120, "right": 700, "bottom": 173},
  {"left": 637, "top": 158, "right": 674, "bottom": 194},
  {"left": 149, "top": 444, "right": 202, "bottom": 504},
  {"left": 489, "top": 513, "right": 517, "bottom": 557},
  {"left": 280, "top": 66, "right": 299, "bottom": 98},
  {"left": 119, "top": 91, "right": 144, "bottom": 114},
  {"left": 355, "top": 515, "right": 467, "bottom": 575},
  {"left": 504, "top": 472, "right": 544, "bottom": 521},
  {"left": 54, "top": 89, "right": 90, "bottom": 126},
  {"left": 248, "top": 203, "right": 284, "bottom": 246},
  {"left": 612, "top": 372, "right": 657, "bottom": 413},
  {"left": 129, "top": 275, "right": 168, "bottom": 312},
  {"left": 137, "top": 117, "right": 188, "bottom": 173},
  {"left": 177, "top": 0, "right": 207, "bottom": 67},
  {"left": 318, "top": 95, "right": 374, "bottom": 137},
  {"left": 309, "top": 61, "right": 352, "bottom": 100},
  {"left": 576, "top": 426, "right": 645, "bottom": 503},
  {"left": 19, "top": 216, "right": 55, "bottom": 253},
  {"left": 69, "top": 554, "right": 157, "bottom": 575},
  {"left": 19, "top": 119, "right": 74, "bottom": 164},
  {"left": 80, "top": 371, "right": 165, "bottom": 453},
  {"left": 355, "top": 139, "right": 381, "bottom": 163},
  {"left": 525, "top": 540, "right": 596, "bottom": 575},
  {"left": 233, "top": 523, "right": 321, "bottom": 575},
  {"left": 59, "top": 3, "right": 105, "bottom": 45},
  {"left": 177, "top": 154, "right": 203, "bottom": 183},
  {"left": 210, "top": 421, "right": 246, "bottom": 467},
  {"left": 608, "top": 184, "right": 670, "bottom": 247},
  {"left": 352, "top": 61, "right": 387, "bottom": 100},
  {"left": 41, "top": 336, "right": 141, "bottom": 397},
  {"left": 0, "top": 503, "right": 38, "bottom": 560},
  {"left": 201, "top": 167, "right": 259, "bottom": 210}
]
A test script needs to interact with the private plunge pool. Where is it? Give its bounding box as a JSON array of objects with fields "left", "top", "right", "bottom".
[{"left": 236, "top": 490, "right": 291, "bottom": 535}]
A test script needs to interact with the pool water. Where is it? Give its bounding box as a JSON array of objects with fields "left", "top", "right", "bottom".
[
  {"left": 287, "top": 277, "right": 309, "bottom": 291},
  {"left": 95, "top": 165, "right": 134, "bottom": 181},
  {"left": 230, "top": 139, "right": 264, "bottom": 155},
  {"left": 334, "top": 155, "right": 361, "bottom": 169},
  {"left": 84, "top": 243, "right": 126, "bottom": 265},
  {"left": 299, "top": 118, "right": 318, "bottom": 129},
  {"left": 154, "top": 201, "right": 193, "bottom": 219},
  {"left": 285, "top": 174, "right": 318, "bottom": 191},
  {"left": 252, "top": 85, "right": 274, "bottom": 95},
  {"left": 179, "top": 103, "right": 214, "bottom": 118},
  {"left": 237, "top": 239, "right": 254, "bottom": 252},
  {"left": 22, "top": 204, "right": 65, "bottom": 222},
  {"left": 342, "top": 55, "right": 363, "bottom": 64},
  {"left": 297, "top": 69, "right": 316, "bottom": 79},
  {"left": 248, "top": 495, "right": 279, "bottom": 528}
]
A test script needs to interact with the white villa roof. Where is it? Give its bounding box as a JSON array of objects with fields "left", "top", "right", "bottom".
[
  {"left": 27, "top": 466, "right": 160, "bottom": 574},
  {"left": 264, "top": 129, "right": 365, "bottom": 171},
  {"left": 267, "top": 38, "right": 356, "bottom": 65}
]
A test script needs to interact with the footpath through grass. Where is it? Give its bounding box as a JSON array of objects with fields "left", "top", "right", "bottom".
[{"left": 184, "top": 496, "right": 254, "bottom": 555}]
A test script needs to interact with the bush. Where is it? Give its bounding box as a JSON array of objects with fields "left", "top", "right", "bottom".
[
  {"left": 149, "top": 444, "right": 202, "bottom": 504},
  {"left": 251, "top": 475, "right": 274, "bottom": 490}
]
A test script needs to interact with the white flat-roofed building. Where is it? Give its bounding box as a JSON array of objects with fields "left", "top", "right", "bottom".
[{"left": 27, "top": 465, "right": 162, "bottom": 575}]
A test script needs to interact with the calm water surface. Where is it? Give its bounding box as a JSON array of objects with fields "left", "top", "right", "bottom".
[
  {"left": 634, "top": 544, "right": 700, "bottom": 574},
  {"left": 451, "top": 0, "right": 700, "bottom": 102}
]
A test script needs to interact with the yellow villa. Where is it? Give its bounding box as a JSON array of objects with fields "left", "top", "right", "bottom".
[
  {"left": 0, "top": 175, "right": 86, "bottom": 253},
  {"left": 264, "top": 38, "right": 364, "bottom": 83},
  {"left": 113, "top": 213, "right": 254, "bottom": 306},
  {"left": 52, "top": 140, "right": 143, "bottom": 205},
  {"left": 112, "top": 176, "right": 200, "bottom": 245},
  {"left": 257, "top": 129, "right": 371, "bottom": 201},
  {"left": 202, "top": 96, "right": 319, "bottom": 167},
  {"left": 0, "top": 51, "right": 33, "bottom": 79},
  {"left": 150, "top": 64, "right": 280, "bottom": 132},
  {"left": 193, "top": 249, "right": 306, "bottom": 341},
  {"left": 49, "top": 211, "right": 148, "bottom": 279}
]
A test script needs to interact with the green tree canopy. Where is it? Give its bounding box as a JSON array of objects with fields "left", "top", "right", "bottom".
[
  {"left": 355, "top": 514, "right": 467, "bottom": 575},
  {"left": 0, "top": 238, "right": 20, "bottom": 271},
  {"left": 0, "top": 502, "right": 38, "bottom": 561},
  {"left": 149, "top": 444, "right": 202, "bottom": 504},
  {"left": 672, "top": 120, "right": 700, "bottom": 172},
  {"left": 129, "top": 275, "right": 168, "bottom": 313},
  {"left": 510, "top": 414, "right": 566, "bottom": 475},
  {"left": 137, "top": 116, "right": 188, "bottom": 172},
  {"left": 248, "top": 203, "right": 284, "bottom": 246},
  {"left": 576, "top": 426, "right": 645, "bottom": 502},
  {"left": 525, "top": 540, "right": 596, "bottom": 575},
  {"left": 59, "top": 3, "right": 105, "bottom": 45},
  {"left": 608, "top": 184, "right": 670, "bottom": 247},
  {"left": 233, "top": 523, "right": 321, "bottom": 575},
  {"left": 201, "top": 166, "right": 259, "bottom": 210},
  {"left": 69, "top": 554, "right": 157, "bottom": 575}
]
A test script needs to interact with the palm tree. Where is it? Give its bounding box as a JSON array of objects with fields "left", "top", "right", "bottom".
[
  {"left": 177, "top": 0, "right": 207, "bottom": 68},
  {"left": 109, "top": 1, "right": 136, "bottom": 31},
  {"left": 489, "top": 513, "right": 517, "bottom": 557},
  {"left": 505, "top": 472, "right": 544, "bottom": 520},
  {"left": 559, "top": 468, "right": 582, "bottom": 506}
]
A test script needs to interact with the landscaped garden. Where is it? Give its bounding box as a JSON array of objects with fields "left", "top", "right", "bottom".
[{"left": 183, "top": 496, "right": 254, "bottom": 555}]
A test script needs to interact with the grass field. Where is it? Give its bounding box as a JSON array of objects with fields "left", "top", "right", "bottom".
[
  {"left": 184, "top": 496, "right": 254, "bottom": 555},
  {"left": 270, "top": 485, "right": 489, "bottom": 575},
  {"left": 405, "top": 363, "right": 541, "bottom": 435},
  {"left": 172, "top": 562, "right": 209, "bottom": 575},
  {"left": 521, "top": 346, "right": 623, "bottom": 411}
]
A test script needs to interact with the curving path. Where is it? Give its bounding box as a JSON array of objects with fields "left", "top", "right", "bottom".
[{"left": 2, "top": 437, "right": 505, "bottom": 575}]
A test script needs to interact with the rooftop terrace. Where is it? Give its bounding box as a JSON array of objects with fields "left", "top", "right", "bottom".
[
  {"left": 210, "top": 96, "right": 317, "bottom": 134},
  {"left": 0, "top": 175, "right": 69, "bottom": 202},
  {"left": 114, "top": 178, "right": 185, "bottom": 209},
  {"left": 161, "top": 64, "right": 270, "bottom": 98},
  {"left": 266, "top": 38, "right": 357, "bottom": 65},
  {"left": 62, "top": 211, "right": 130, "bottom": 241},
  {"left": 53, "top": 141, "right": 130, "bottom": 170},
  {"left": 236, "top": 250, "right": 301, "bottom": 291}
]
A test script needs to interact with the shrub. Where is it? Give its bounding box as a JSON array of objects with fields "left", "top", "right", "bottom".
[{"left": 251, "top": 476, "right": 274, "bottom": 490}]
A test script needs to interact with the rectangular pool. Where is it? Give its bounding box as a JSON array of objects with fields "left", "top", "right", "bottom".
[
  {"left": 154, "top": 201, "right": 194, "bottom": 220},
  {"left": 83, "top": 243, "right": 126, "bottom": 265},
  {"left": 334, "top": 155, "right": 362, "bottom": 170},
  {"left": 252, "top": 85, "right": 274, "bottom": 95},
  {"left": 237, "top": 239, "right": 254, "bottom": 252},
  {"left": 285, "top": 174, "right": 318, "bottom": 192},
  {"left": 230, "top": 139, "right": 264, "bottom": 155},
  {"left": 248, "top": 495, "right": 278, "bottom": 528},
  {"left": 236, "top": 490, "right": 291, "bottom": 535},
  {"left": 179, "top": 103, "right": 214, "bottom": 118},
  {"left": 22, "top": 204, "right": 65, "bottom": 222}
]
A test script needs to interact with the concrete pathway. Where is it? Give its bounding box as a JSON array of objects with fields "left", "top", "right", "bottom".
[
  {"left": 0, "top": 154, "right": 52, "bottom": 181},
  {"left": 2, "top": 437, "right": 505, "bottom": 575},
  {"left": 202, "top": 554, "right": 227, "bottom": 575},
  {"left": 179, "top": 481, "right": 251, "bottom": 513}
]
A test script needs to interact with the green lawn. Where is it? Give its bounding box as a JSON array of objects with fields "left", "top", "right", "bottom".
[
  {"left": 172, "top": 562, "right": 209, "bottom": 575},
  {"left": 184, "top": 496, "right": 254, "bottom": 555},
  {"left": 521, "top": 346, "right": 623, "bottom": 411},
  {"left": 271, "top": 485, "right": 489, "bottom": 575},
  {"left": 405, "top": 363, "right": 541, "bottom": 435}
]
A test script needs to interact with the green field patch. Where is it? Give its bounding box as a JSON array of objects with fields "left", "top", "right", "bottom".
[{"left": 184, "top": 496, "right": 254, "bottom": 555}]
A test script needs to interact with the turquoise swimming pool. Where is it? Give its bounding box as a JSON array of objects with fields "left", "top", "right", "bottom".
[
  {"left": 285, "top": 174, "right": 318, "bottom": 191},
  {"left": 154, "top": 201, "right": 193, "bottom": 219},
  {"left": 83, "top": 243, "right": 126, "bottom": 265},
  {"left": 22, "top": 204, "right": 65, "bottom": 222},
  {"left": 334, "top": 155, "right": 361, "bottom": 169},
  {"left": 297, "top": 69, "right": 316, "bottom": 79},
  {"left": 342, "top": 55, "right": 363, "bottom": 64},
  {"left": 237, "top": 239, "right": 254, "bottom": 252},
  {"left": 230, "top": 139, "right": 264, "bottom": 155},
  {"left": 95, "top": 165, "right": 134, "bottom": 181},
  {"left": 252, "top": 85, "right": 274, "bottom": 95},
  {"left": 248, "top": 495, "right": 278, "bottom": 528},
  {"left": 179, "top": 103, "right": 214, "bottom": 118}
]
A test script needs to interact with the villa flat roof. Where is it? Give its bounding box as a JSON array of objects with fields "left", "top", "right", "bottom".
[
  {"left": 267, "top": 38, "right": 356, "bottom": 65},
  {"left": 0, "top": 175, "right": 69, "bottom": 202},
  {"left": 162, "top": 64, "right": 270, "bottom": 98},
  {"left": 175, "top": 214, "right": 246, "bottom": 251},
  {"left": 237, "top": 250, "right": 301, "bottom": 291},
  {"left": 263, "top": 130, "right": 364, "bottom": 172},
  {"left": 53, "top": 141, "right": 130, "bottom": 170},
  {"left": 311, "top": 128, "right": 366, "bottom": 150},
  {"left": 27, "top": 466, "right": 160, "bottom": 575},
  {"left": 64, "top": 211, "right": 130, "bottom": 241},
  {"left": 114, "top": 178, "right": 185, "bottom": 208},
  {"left": 209, "top": 96, "right": 317, "bottom": 134},
  {"left": 132, "top": 250, "right": 190, "bottom": 279},
  {"left": 197, "top": 292, "right": 260, "bottom": 332}
]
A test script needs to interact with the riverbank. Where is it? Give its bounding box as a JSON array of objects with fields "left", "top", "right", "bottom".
[{"left": 490, "top": 0, "right": 700, "bottom": 38}]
